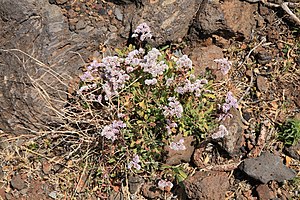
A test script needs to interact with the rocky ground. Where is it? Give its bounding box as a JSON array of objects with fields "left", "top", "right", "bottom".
[{"left": 0, "top": 0, "right": 300, "bottom": 199}]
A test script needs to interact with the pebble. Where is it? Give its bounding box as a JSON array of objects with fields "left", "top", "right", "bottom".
[
  {"left": 108, "top": 25, "right": 118, "bottom": 33},
  {"left": 48, "top": 191, "right": 57, "bottom": 199},
  {"left": 114, "top": 8, "right": 123, "bottom": 21},
  {"left": 256, "top": 184, "right": 276, "bottom": 200},
  {"left": 76, "top": 19, "right": 87, "bottom": 30},
  {"left": 10, "top": 174, "right": 25, "bottom": 190}
]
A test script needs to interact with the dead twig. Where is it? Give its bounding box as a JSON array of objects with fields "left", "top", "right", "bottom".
[
  {"left": 203, "top": 161, "right": 242, "bottom": 171},
  {"left": 245, "top": 0, "right": 300, "bottom": 26}
]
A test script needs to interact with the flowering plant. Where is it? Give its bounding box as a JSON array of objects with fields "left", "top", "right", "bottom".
[{"left": 73, "top": 22, "right": 219, "bottom": 195}]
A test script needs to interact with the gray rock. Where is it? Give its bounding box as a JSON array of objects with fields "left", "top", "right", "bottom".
[
  {"left": 11, "top": 174, "right": 25, "bottom": 190},
  {"left": 55, "top": 0, "right": 68, "bottom": 4},
  {"left": 240, "top": 152, "right": 297, "bottom": 183},
  {"left": 221, "top": 108, "right": 245, "bottom": 156},
  {"left": 165, "top": 135, "right": 195, "bottom": 165},
  {"left": 0, "top": 0, "right": 37, "bottom": 22},
  {"left": 128, "top": 175, "right": 144, "bottom": 194},
  {"left": 257, "top": 76, "right": 269, "bottom": 92},
  {"left": 109, "top": 25, "right": 118, "bottom": 33},
  {"left": 114, "top": 8, "right": 123, "bottom": 21}
]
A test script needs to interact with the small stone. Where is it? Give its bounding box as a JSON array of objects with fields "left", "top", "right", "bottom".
[
  {"left": 11, "top": 174, "right": 25, "bottom": 190},
  {"left": 48, "top": 191, "right": 57, "bottom": 199},
  {"left": 256, "top": 184, "right": 276, "bottom": 200},
  {"left": 257, "top": 76, "right": 269, "bottom": 92},
  {"left": 0, "top": 167, "right": 4, "bottom": 179},
  {"left": 109, "top": 191, "right": 123, "bottom": 200},
  {"left": 189, "top": 45, "right": 224, "bottom": 78},
  {"left": 5, "top": 193, "right": 13, "bottom": 200},
  {"left": 128, "top": 176, "right": 144, "bottom": 194},
  {"left": 114, "top": 8, "right": 123, "bottom": 21},
  {"left": 55, "top": 0, "right": 68, "bottom": 4},
  {"left": 42, "top": 161, "right": 52, "bottom": 174},
  {"left": 108, "top": 25, "right": 118, "bottom": 33},
  {"left": 240, "top": 152, "right": 297, "bottom": 183},
  {"left": 220, "top": 108, "right": 245, "bottom": 156},
  {"left": 76, "top": 19, "right": 87, "bottom": 30},
  {"left": 142, "top": 183, "right": 161, "bottom": 199},
  {"left": 20, "top": 188, "right": 28, "bottom": 195},
  {"left": 284, "top": 142, "right": 300, "bottom": 161}
]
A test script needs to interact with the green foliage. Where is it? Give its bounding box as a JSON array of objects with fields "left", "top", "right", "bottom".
[{"left": 277, "top": 118, "right": 300, "bottom": 146}]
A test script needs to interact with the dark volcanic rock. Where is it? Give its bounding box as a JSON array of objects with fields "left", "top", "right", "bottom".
[
  {"left": 184, "top": 171, "right": 229, "bottom": 200},
  {"left": 240, "top": 152, "right": 297, "bottom": 183},
  {"left": 0, "top": 0, "right": 108, "bottom": 133},
  {"left": 284, "top": 142, "right": 300, "bottom": 160},
  {"left": 193, "top": 0, "right": 256, "bottom": 40},
  {"left": 129, "top": 0, "right": 201, "bottom": 45}
]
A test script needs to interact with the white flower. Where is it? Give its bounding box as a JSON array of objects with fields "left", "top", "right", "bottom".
[{"left": 145, "top": 78, "right": 157, "bottom": 85}]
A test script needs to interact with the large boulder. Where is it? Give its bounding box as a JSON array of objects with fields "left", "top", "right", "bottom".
[
  {"left": 128, "top": 0, "right": 202, "bottom": 45},
  {"left": 192, "top": 0, "right": 257, "bottom": 40},
  {"left": 0, "top": 0, "right": 93, "bottom": 133}
]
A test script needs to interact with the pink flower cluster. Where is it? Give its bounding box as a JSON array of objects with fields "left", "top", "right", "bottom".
[
  {"left": 158, "top": 179, "right": 173, "bottom": 191},
  {"left": 128, "top": 154, "right": 141, "bottom": 170},
  {"left": 100, "top": 56, "right": 130, "bottom": 100},
  {"left": 214, "top": 58, "right": 232, "bottom": 75},
  {"left": 100, "top": 120, "right": 126, "bottom": 142},
  {"left": 176, "top": 78, "right": 208, "bottom": 97},
  {"left": 131, "top": 22, "right": 152, "bottom": 41},
  {"left": 163, "top": 97, "right": 183, "bottom": 118},
  {"left": 125, "top": 48, "right": 144, "bottom": 67},
  {"left": 212, "top": 125, "right": 228, "bottom": 139},
  {"left": 222, "top": 91, "right": 238, "bottom": 113},
  {"left": 80, "top": 60, "right": 101, "bottom": 82},
  {"left": 166, "top": 119, "right": 177, "bottom": 134},
  {"left": 176, "top": 55, "right": 192, "bottom": 71},
  {"left": 170, "top": 138, "right": 186, "bottom": 151},
  {"left": 141, "top": 48, "right": 168, "bottom": 77}
]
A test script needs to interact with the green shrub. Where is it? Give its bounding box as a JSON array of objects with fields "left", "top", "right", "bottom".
[{"left": 278, "top": 118, "right": 300, "bottom": 146}]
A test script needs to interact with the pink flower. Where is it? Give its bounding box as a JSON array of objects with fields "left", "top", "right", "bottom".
[
  {"left": 212, "top": 125, "right": 229, "bottom": 139},
  {"left": 158, "top": 179, "right": 173, "bottom": 191},
  {"left": 170, "top": 138, "right": 186, "bottom": 151},
  {"left": 222, "top": 91, "right": 238, "bottom": 113},
  {"left": 163, "top": 97, "right": 183, "bottom": 118},
  {"left": 214, "top": 58, "right": 232, "bottom": 75},
  {"left": 100, "top": 120, "right": 126, "bottom": 142},
  {"left": 128, "top": 154, "right": 141, "bottom": 170},
  {"left": 132, "top": 23, "right": 152, "bottom": 41}
]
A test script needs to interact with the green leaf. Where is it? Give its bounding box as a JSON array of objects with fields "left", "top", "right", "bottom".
[
  {"left": 108, "top": 158, "right": 116, "bottom": 163},
  {"left": 203, "top": 93, "right": 216, "bottom": 99}
]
